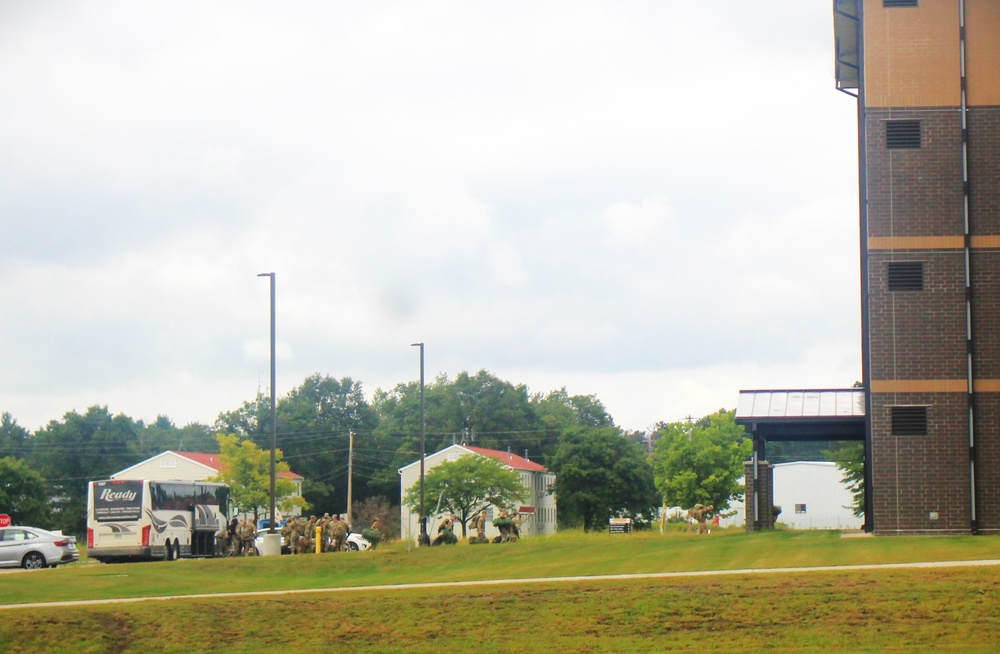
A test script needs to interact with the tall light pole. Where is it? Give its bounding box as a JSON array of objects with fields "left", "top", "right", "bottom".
[
  {"left": 258, "top": 272, "right": 278, "bottom": 549},
  {"left": 411, "top": 342, "right": 430, "bottom": 546}
]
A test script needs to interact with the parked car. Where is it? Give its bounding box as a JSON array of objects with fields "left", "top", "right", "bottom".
[
  {"left": 0, "top": 526, "right": 80, "bottom": 570},
  {"left": 254, "top": 529, "right": 371, "bottom": 555},
  {"left": 345, "top": 531, "right": 371, "bottom": 551}
]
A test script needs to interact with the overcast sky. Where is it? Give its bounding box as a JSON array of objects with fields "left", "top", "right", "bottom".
[{"left": 0, "top": 1, "right": 860, "bottom": 434}]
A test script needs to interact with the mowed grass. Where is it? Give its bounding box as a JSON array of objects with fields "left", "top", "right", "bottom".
[{"left": 3, "top": 529, "right": 1000, "bottom": 652}]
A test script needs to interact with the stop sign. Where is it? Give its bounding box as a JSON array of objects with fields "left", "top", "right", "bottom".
[{"left": 0, "top": 514, "right": 10, "bottom": 528}]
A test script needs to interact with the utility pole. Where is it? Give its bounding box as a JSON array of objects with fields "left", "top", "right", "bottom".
[{"left": 346, "top": 430, "right": 354, "bottom": 526}]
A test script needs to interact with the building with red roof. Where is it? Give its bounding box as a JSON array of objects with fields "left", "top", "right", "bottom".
[
  {"left": 111, "top": 450, "right": 304, "bottom": 521},
  {"left": 398, "top": 443, "right": 557, "bottom": 543}
]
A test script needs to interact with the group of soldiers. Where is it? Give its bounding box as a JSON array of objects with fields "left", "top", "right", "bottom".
[
  {"left": 432, "top": 508, "right": 522, "bottom": 545},
  {"left": 216, "top": 517, "right": 260, "bottom": 556},
  {"left": 215, "top": 513, "right": 357, "bottom": 557},
  {"left": 280, "top": 514, "right": 352, "bottom": 554}
]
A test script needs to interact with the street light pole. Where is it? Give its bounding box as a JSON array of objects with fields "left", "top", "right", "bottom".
[
  {"left": 411, "top": 342, "right": 430, "bottom": 546},
  {"left": 258, "top": 272, "right": 277, "bottom": 544}
]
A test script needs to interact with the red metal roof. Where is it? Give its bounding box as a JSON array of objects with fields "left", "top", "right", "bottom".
[
  {"left": 464, "top": 446, "right": 548, "bottom": 472},
  {"left": 173, "top": 451, "right": 303, "bottom": 479}
]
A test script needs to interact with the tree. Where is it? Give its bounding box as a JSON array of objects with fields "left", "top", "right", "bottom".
[
  {"left": 210, "top": 434, "right": 307, "bottom": 521},
  {"left": 0, "top": 457, "right": 51, "bottom": 526},
  {"left": 549, "top": 427, "right": 660, "bottom": 531},
  {"left": 402, "top": 454, "right": 527, "bottom": 538},
  {"left": 215, "top": 375, "right": 381, "bottom": 516},
  {"left": 825, "top": 442, "right": 865, "bottom": 517},
  {"left": 373, "top": 370, "right": 545, "bottom": 481},
  {"left": 274, "top": 375, "right": 380, "bottom": 516},
  {"left": 31, "top": 406, "right": 145, "bottom": 534},
  {"left": 651, "top": 409, "right": 751, "bottom": 513},
  {"left": 0, "top": 413, "right": 31, "bottom": 460}
]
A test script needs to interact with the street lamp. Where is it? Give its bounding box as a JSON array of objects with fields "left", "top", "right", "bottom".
[
  {"left": 258, "top": 272, "right": 279, "bottom": 555},
  {"left": 411, "top": 342, "right": 430, "bottom": 546}
]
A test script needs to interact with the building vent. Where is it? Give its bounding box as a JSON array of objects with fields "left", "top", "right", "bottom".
[
  {"left": 887, "top": 261, "right": 924, "bottom": 291},
  {"left": 884, "top": 0, "right": 918, "bottom": 7},
  {"left": 886, "top": 120, "right": 922, "bottom": 148},
  {"left": 891, "top": 406, "right": 928, "bottom": 436}
]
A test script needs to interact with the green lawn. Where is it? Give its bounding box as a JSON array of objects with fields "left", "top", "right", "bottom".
[{"left": 2, "top": 529, "right": 1000, "bottom": 652}]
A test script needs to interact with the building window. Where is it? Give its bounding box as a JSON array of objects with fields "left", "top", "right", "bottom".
[
  {"left": 884, "top": 0, "right": 918, "bottom": 7},
  {"left": 795, "top": 504, "right": 807, "bottom": 514},
  {"left": 891, "top": 406, "right": 928, "bottom": 435},
  {"left": 886, "top": 120, "right": 922, "bottom": 148},
  {"left": 887, "top": 262, "right": 924, "bottom": 291}
]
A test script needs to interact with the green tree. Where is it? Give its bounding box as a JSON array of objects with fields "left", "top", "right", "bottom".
[
  {"left": 403, "top": 454, "right": 527, "bottom": 538},
  {"left": 216, "top": 375, "right": 380, "bottom": 516},
  {"left": 0, "top": 413, "right": 31, "bottom": 460},
  {"left": 533, "top": 388, "right": 615, "bottom": 431},
  {"left": 135, "top": 415, "right": 217, "bottom": 459},
  {"left": 0, "top": 457, "right": 51, "bottom": 526},
  {"left": 824, "top": 442, "right": 865, "bottom": 517},
  {"left": 651, "top": 409, "right": 751, "bottom": 513},
  {"left": 210, "top": 434, "right": 306, "bottom": 522},
  {"left": 274, "top": 375, "right": 380, "bottom": 516},
  {"left": 31, "top": 406, "right": 145, "bottom": 534},
  {"left": 373, "top": 370, "right": 564, "bottom": 496},
  {"left": 549, "top": 427, "right": 660, "bottom": 531}
]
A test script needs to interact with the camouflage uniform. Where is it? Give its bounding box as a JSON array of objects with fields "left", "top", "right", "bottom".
[
  {"left": 287, "top": 517, "right": 301, "bottom": 554},
  {"left": 331, "top": 516, "right": 348, "bottom": 552},
  {"left": 239, "top": 520, "right": 256, "bottom": 555}
]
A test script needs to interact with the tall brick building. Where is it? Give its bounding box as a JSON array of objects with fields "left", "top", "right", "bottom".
[{"left": 835, "top": 1, "right": 1000, "bottom": 534}]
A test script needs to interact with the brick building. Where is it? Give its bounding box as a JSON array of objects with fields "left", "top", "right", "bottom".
[{"left": 835, "top": 0, "right": 1000, "bottom": 534}]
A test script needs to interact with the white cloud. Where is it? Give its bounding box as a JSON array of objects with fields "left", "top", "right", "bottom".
[{"left": 0, "top": 1, "right": 863, "bottom": 433}]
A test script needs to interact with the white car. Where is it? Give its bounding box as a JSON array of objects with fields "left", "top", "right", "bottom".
[
  {"left": 254, "top": 529, "right": 371, "bottom": 554},
  {"left": 345, "top": 531, "right": 371, "bottom": 551},
  {"left": 0, "top": 526, "right": 80, "bottom": 570}
]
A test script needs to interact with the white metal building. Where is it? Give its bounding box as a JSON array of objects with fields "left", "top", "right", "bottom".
[{"left": 722, "top": 461, "right": 863, "bottom": 530}]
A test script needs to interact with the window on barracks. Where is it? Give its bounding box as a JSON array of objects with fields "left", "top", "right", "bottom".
[
  {"left": 883, "top": 0, "right": 918, "bottom": 8},
  {"left": 795, "top": 504, "right": 807, "bottom": 514}
]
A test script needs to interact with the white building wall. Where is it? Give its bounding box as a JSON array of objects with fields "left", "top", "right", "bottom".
[
  {"left": 111, "top": 452, "right": 214, "bottom": 481},
  {"left": 722, "top": 461, "right": 863, "bottom": 530},
  {"left": 772, "top": 462, "right": 862, "bottom": 530},
  {"left": 110, "top": 451, "right": 304, "bottom": 521}
]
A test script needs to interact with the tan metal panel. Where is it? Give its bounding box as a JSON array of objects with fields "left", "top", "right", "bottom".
[
  {"left": 966, "top": 0, "right": 1000, "bottom": 105},
  {"left": 863, "top": 0, "right": 961, "bottom": 108},
  {"left": 870, "top": 379, "right": 967, "bottom": 392}
]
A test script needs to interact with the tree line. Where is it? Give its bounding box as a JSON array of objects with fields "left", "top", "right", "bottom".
[{"left": 1, "top": 369, "right": 771, "bottom": 535}]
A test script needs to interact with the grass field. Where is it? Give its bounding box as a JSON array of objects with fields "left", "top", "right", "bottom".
[{"left": 3, "top": 528, "right": 1000, "bottom": 652}]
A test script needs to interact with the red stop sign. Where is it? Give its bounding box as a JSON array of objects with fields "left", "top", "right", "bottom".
[{"left": 0, "top": 514, "right": 10, "bottom": 528}]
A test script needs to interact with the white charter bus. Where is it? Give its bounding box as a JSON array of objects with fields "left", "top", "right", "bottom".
[{"left": 87, "top": 479, "right": 229, "bottom": 562}]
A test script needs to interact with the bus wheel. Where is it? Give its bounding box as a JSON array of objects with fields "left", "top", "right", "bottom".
[
  {"left": 172, "top": 539, "right": 181, "bottom": 560},
  {"left": 163, "top": 541, "right": 173, "bottom": 561}
]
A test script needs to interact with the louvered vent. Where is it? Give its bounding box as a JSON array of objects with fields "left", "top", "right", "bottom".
[
  {"left": 886, "top": 120, "right": 922, "bottom": 149},
  {"left": 891, "top": 406, "right": 928, "bottom": 436},
  {"left": 884, "top": 0, "right": 918, "bottom": 7},
  {"left": 887, "top": 262, "right": 924, "bottom": 291}
]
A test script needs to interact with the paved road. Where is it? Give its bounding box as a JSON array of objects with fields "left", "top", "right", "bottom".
[{"left": 3, "top": 559, "right": 1000, "bottom": 611}]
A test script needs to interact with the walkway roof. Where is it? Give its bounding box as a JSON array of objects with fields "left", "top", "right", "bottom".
[{"left": 735, "top": 389, "right": 866, "bottom": 441}]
